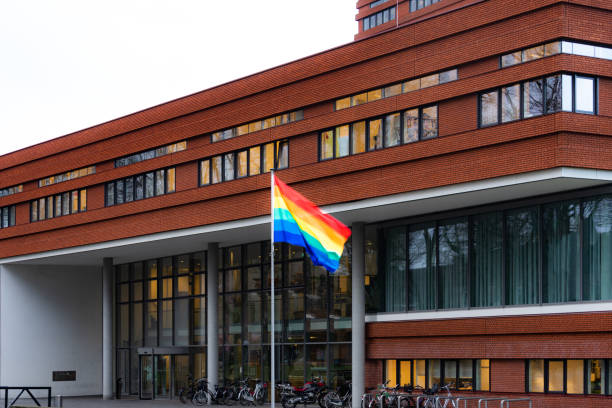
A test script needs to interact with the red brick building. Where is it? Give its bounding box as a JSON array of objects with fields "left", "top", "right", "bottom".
[{"left": 0, "top": 0, "right": 610, "bottom": 407}]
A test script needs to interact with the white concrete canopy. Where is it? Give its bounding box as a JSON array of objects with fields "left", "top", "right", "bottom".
[{"left": 2, "top": 167, "right": 611, "bottom": 267}]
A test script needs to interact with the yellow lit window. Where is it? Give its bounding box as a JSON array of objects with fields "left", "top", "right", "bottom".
[
  {"left": 237, "top": 124, "right": 249, "bottom": 136},
  {"left": 166, "top": 168, "right": 176, "bottom": 193},
  {"left": 263, "top": 143, "right": 274, "bottom": 173},
  {"left": 237, "top": 151, "right": 248, "bottom": 178},
  {"left": 367, "top": 89, "right": 382, "bottom": 102},
  {"left": 80, "top": 190, "right": 87, "bottom": 212},
  {"left": 248, "top": 121, "right": 262, "bottom": 133},
  {"left": 403, "top": 79, "right": 420, "bottom": 93},
  {"left": 249, "top": 147, "right": 261, "bottom": 175},
  {"left": 420, "top": 74, "right": 439, "bottom": 88},
  {"left": 351, "top": 92, "right": 368, "bottom": 106},
  {"left": 335, "top": 97, "right": 351, "bottom": 110}
]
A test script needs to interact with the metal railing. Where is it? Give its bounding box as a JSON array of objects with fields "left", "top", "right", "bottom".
[{"left": 0, "top": 386, "right": 52, "bottom": 408}]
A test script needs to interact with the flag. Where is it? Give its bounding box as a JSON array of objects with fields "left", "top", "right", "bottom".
[{"left": 272, "top": 175, "right": 351, "bottom": 272}]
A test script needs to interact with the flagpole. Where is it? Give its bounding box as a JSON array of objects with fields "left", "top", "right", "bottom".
[{"left": 270, "top": 168, "right": 276, "bottom": 408}]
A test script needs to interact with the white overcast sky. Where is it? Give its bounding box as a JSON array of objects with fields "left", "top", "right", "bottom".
[{"left": 0, "top": 0, "right": 356, "bottom": 156}]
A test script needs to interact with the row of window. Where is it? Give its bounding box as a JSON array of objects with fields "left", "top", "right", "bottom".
[
  {"left": 30, "top": 189, "right": 87, "bottom": 222},
  {"left": 366, "top": 193, "right": 612, "bottom": 313},
  {"left": 384, "top": 359, "right": 490, "bottom": 391},
  {"left": 409, "top": 0, "right": 441, "bottom": 12},
  {"left": 370, "top": 0, "right": 390, "bottom": 8},
  {"left": 528, "top": 359, "right": 611, "bottom": 395},
  {"left": 320, "top": 105, "right": 438, "bottom": 161},
  {"left": 501, "top": 40, "right": 612, "bottom": 68},
  {"left": 0, "top": 184, "right": 23, "bottom": 198},
  {"left": 105, "top": 168, "right": 176, "bottom": 207},
  {"left": 115, "top": 141, "right": 186, "bottom": 168},
  {"left": 199, "top": 141, "right": 288, "bottom": 186},
  {"left": 38, "top": 166, "right": 95, "bottom": 188},
  {"left": 479, "top": 73, "right": 596, "bottom": 127},
  {"left": 335, "top": 69, "right": 457, "bottom": 111},
  {"left": 211, "top": 110, "right": 303, "bottom": 143},
  {"left": 0, "top": 206, "right": 16, "bottom": 229},
  {"left": 362, "top": 6, "right": 396, "bottom": 31}
]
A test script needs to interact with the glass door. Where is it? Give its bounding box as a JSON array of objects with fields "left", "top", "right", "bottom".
[
  {"left": 174, "top": 355, "right": 190, "bottom": 398},
  {"left": 140, "top": 355, "right": 153, "bottom": 400},
  {"left": 155, "top": 355, "right": 171, "bottom": 399}
]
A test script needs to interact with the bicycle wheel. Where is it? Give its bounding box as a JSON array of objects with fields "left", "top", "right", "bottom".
[
  {"left": 192, "top": 390, "right": 207, "bottom": 406},
  {"left": 324, "top": 391, "right": 339, "bottom": 408}
]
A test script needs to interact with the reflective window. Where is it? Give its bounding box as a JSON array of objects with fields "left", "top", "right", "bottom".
[
  {"left": 351, "top": 121, "right": 367, "bottom": 155},
  {"left": 211, "top": 110, "right": 303, "bottom": 142},
  {"left": 480, "top": 91, "right": 499, "bottom": 126},
  {"left": 384, "top": 113, "right": 401, "bottom": 147},
  {"left": 501, "top": 84, "right": 520, "bottom": 122},
  {"left": 115, "top": 141, "right": 186, "bottom": 168},
  {"left": 105, "top": 169, "right": 174, "bottom": 206},
  {"left": 31, "top": 189, "right": 87, "bottom": 221},
  {"left": 0, "top": 206, "right": 16, "bottom": 229},
  {"left": 575, "top": 76, "right": 595, "bottom": 113},
  {"left": 38, "top": 166, "right": 95, "bottom": 187}
]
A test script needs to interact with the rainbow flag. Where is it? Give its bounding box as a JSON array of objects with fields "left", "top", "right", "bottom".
[{"left": 273, "top": 175, "right": 351, "bottom": 273}]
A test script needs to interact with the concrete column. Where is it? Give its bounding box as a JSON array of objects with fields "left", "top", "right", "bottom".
[
  {"left": 102, "top": 257, "right": 114, "bottom": 400},
  {"left": 351, "top": 223, "right": 365, "bottom": 408},
  {"left": 207, "top": 243, "right": 219, "bottom": 399}
]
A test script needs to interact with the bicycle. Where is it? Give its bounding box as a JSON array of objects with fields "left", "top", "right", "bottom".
[
  {"left": 179, "top": 376, "right": 207, "bottom": 405},
  {"left": 323, "top": 381, "right": 351, "bottom": 408},
  {"left": 415, "top": 384, "right": 456, "bottom": 408}
]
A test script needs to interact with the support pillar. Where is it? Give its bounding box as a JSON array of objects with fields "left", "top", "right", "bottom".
[
  {"left": 207, "top": 243, "right": 219, "bottom": 401},
  {"left": 351, "top": 223, "right": 365, "bottom": 408},
  {"left": 102, "top": 257, "right": 114, "bottom": 400}
]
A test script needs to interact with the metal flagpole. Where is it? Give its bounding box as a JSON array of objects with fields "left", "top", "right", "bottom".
[{"left": 270, "top": 169, "right": 276, "bottom": 408}]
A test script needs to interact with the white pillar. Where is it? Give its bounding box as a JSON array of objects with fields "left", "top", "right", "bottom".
[
  {"left": 207, "top": 243, "right": 219, "bottom": 400},
  {"left": 102, "top": 257, "right": 114, "bottom": 400},
  {"left": 351, "top": 223, "right": 365, "bottom": 408}
]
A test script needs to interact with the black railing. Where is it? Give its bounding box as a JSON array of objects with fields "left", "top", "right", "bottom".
[{"left": 0, "top": 387, "right": 51, "bottom": 408}]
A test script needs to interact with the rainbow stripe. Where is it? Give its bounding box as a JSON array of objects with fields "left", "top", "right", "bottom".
[{"left": 273, "top": 175, "right": 351, "bottom": 273}]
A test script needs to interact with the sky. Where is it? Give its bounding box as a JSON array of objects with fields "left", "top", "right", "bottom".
[{"left": 0, "top": 0, "right": 357, "bottom": 156}]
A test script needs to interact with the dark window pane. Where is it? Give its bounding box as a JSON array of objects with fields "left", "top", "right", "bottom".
[
  {"left": 545, "top": 75, "right": 562, "bottom": 113},
  {"left": 306, "top": 265, "right": 328, "bottom": 342},
  {"left": 62, "top": 192, "right": 70, "bottom": 215},
  {"left": 506, "top": 207, "right": 540, "bottom": 305},
  {"left": 224, "top": 294, "right": 242, "bottom": 344},
  {"left": 116, "top": 180, "right": 125, "bottom": 204},
  {"left": 471, "top": 212, "right": 503, "bottom": 307},
  {"left": 246, "top": 292, "right": 262, "bottom": 344},
  {"left": 193, "top": 297, "right": 206, "bottom": 345},
  {"left": 160, "top": 300, "right": 172, "bottom": 346},
  {"left": 145, "top": 172, "right": 155, "bottom": 198},
  {"left": 542, "top": 201, "right": 580, "bottom": 303},
  {"left": 106, "top": 183, "right": 115, "bottom": 206},
  {"left": 277, "top": 141, "right": 289, "bottom": 169},
  {"left": 135, "top": 175, "right": 144, "bottom": 200},
  {"left": 438, "top": 219, "right": 468, "bottom": 309},
  {"left": 132, "top": 302, "right": 143, "bottom": 347},
  {"left": 145, "top": 301, "right": 158, "bottom": 346},
  {"left": 155, "top": 169, "right": 165, "bottom": 195},
  {"left": 384, "top": 227, "right": 406, "bottom": 312},
  {"left": 587, "top": 360, "right": 604, "bottom": 394},
  {"left": 582, "top": 196, "right": 612, "bottom": 300},
  {"left": 524, "top": 79, "right": 544, "bottom": 118},
  {"left": 501, "top": 84, "right": 520, "bottom": 122},
  {"left": 409, "top": 224, "right": 436, "bottom": 310}
]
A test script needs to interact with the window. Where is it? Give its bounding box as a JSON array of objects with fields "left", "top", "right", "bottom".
[
  {"left": 319, "top": 104, "right": 439, "bottom": 161},
  {"left": 501, "top": 40, "right": 612, "bottom": 68},
  {"left": 38, "top": 166, "right": 95, "bottom": 187},
  {"left": 479, "top": 73, "right": 597, "bottom": 127},
  {"left": 105, "top": 168, "right": 175, "bottom": 207},
  {"left": 410, "top": 0, "right": 440, "bottom": 12},
  {"left": 0, "top": 184, "right": 23, "bottom": 198},
  {"left": 0, "top": 205, "right": 16, "bottom": 229},
  {"left": 361, "top": 6, "right": 396, "bottom": 31},
  {"left": 370, "top": 0, "right": 390, "bottom": 8},
  {"left": 199, "top": 141, "right": 289, "bottom": 186},
  {"left": 211, "top": 110, "right": 303, "bottom": 143},
  {"left": 384, "top": 359, "right": 489, "bottom": 390},
  {"left": 527, "top": 359, "right": 609, "bottom": 395},
  {"left": 31, "top": 189, "right": 87, "bottom": 221},
  {"left": 336, "top": 69, "right": 457, "bottom": 112},
  {"left": 115, "top": 141, "right": 186, "bottom": 168}
]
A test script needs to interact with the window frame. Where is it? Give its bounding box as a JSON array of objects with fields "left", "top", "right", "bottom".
[
  {"left": 526, "top": 359, "right": 611, "bottom": 395},
  {"left": 105, "top": 168, "right": 175, "bottom": 207}
]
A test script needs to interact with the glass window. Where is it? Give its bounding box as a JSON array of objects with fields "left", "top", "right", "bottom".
[
  {"left": 125, "top": 178, "right": 134, "bottom": 202},
  {"left": 80, "top": 189, "right": 87, "bottom": 212},
  {"left": 351, "top": 93, "right": 367, "bottom": 107},
  {"left": 523, "top": 79, "right": 544, "bottom": 118},
  {"left": 428, "top": 360, "right": 441, "bottom": 388},
  {"left": 386, "top": 360, "right": 397, "bottom": 385},
  {"left": 438, "top": 219, "right": 468, "bottom": 309},
  {"left": 320, "top": 130, "right": 334, "bottom": 160},
  {"left": 116, "top": 180, "right": 124, "bottom": 205},
  {"left": 246, "top": 146, "right": 260, "bottom": 175},
  {"left": 403, "top": 79, "right": 420, "bottom": 93},
  {"left": 135, "top": 175, "right": 144, "bottom": 200},
  {"left": 415, "top": 360, "right": 426, "bottom": 388},
  {"left": 224, "top": 153, "right": 235, "bottom": 181},
  {"left": 545, "top": 41, "right": 561, "bottom": 56},
  {"left": 573, "top": 43, "right": 595, "bottom": 57},
  {"left": 367, "top": 89, "right": 382, "bottom": 102},
  {"left": 567, "top": 360, "right": 584, "bottom": 394},
  {"left": 471, "top": 212, "right": 503, "bottom": 307},
  {"left": 403, "top": 109, "right": 419, "bottom": 143},
  {"left": 145, "top": 172, "right": 155, "bottom": 198},
  {"left": 476, "top": 360, "right": 490, "bottom": 391},
  {"left": 237, "top": 124, "right": 249, "bottom": 136},
  {"left": 248, "top": 121, "right": 262, "bottom": 133},
  {"left": 263, "top": 143, "right": 274, "bottom": 173},
  {"left": 384, "top": 83, "right": 402, "bottom": 97},
  {"left": 9, "top": 206, "right": 15, "bottom": 226},
  {"left": 160, "top": 300, "right": 172, "bottom": 346},
  {"left": 548, "top": 361, "right": 564, "bottom": 392},
  {"left": 336, "top": 97, "right": 350, "bottom": 111},
  {"left": 306, "top": 265, "right": 328, "bottom": 342},
  {"left": 145, "top": 301, "right": 157, "bottom": 346},
  {"left": 384, "top": 227, "right": 406, "bottom": 312},
  {"left": 212, "top": 156, "right": 222, "bottom": 184},
  {"left": 501, "top": 84, "right": 520, "bottom": 122},
  {"left": 224, "top": 294, "right": 242, "bottom": 344},
  {"left": 335, "top": 125, "right": 350, "bottom": 158},
  {"left": 523, "top": 45, "right": 545, "bottom": 62},
  {"left": 351, "top": 121, "right": 366, "bottom": 155},
  {"left": 200, "top": 160, "right": 210, "bottom": 185},
  {"left": 480, "top": 91, "right": 499, "bottom": 126},
  {"left": 62, "top": 192, "right": 70, "bottom": 215},
  {"left": 39, "top": 197, "right": 46, "bottom": 220},
  {"left": 369, "top": 119, "right": 383, "bottom": 150},
  {"left": 420, "top": 74, "right": 439, "bottom": 88},
  {"left": 166, "top": 168, "right": 175, "bottom": 193},
  {"left": 193, "top": 297, "right": 206, "bottom": 345},
  {"left": 545, "top": 75, "right": 562, "bottom": 113},
  {"left": 458, "top": 360, "right": 473, "bottom": 390},
  {"left": 439, "top": 69, "right": 457, "bottom": 84},
  {"left": 277, "top": 141, "right": 289, "bottom": 169},
  {"left": 71, "top": 191, "right": 79, "bottom": 213},
  {"left": 595, "top": 46, "right": 612, "bottom": 60},
  {"left": 587, "top": 360, "right": 605, "bottom": 394},
  {"left": 506, "top": 207, "right": 540, "bottom": 305},
  {"left": 47, "top": 196, "right": 54, "bottom": 218},
  {"left": 575, "top": 76, "right": 594, "bottom": 113},
  {"left": 399, "top": 360, "right": 412, "bottom": 387},
  {"left": 529, "top": 360, "right": 545, "bottom": 392},
  {"left": 409, "top": 223, "right": 436, "bottom": 311},
  {"left": 236, "top": 150, "right": 248, "bottom": 178},
  {"left": 542, "top": 201, "right": 580, "bottom": 303},
  {"left": 501, "top": 51, "right": 522, "bottom": 67},
  {"left": 582, "top": 196, "right": 612, "bottom": 301},
  {"left": 155, "top": 169, "right": 165, "bottom": 196},
  {"left": 422, "top": 105, "right": 438, "bottom": 139},
  {"left": 384, "top": 113, "right": 401, "bottom": 147},
  {"left": 444, "top": 360, "right": 457, "bottom": 388},
  {"left": 562, "top": 74, "right": 573, "bottom": 112}
]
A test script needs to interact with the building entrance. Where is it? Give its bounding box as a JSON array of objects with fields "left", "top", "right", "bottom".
[{"left": 138, "top": 349, "right": 190, "bottom": 400}]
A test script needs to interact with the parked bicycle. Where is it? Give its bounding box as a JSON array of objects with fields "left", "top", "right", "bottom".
[
  {"left": 237, "top": 378, "right": 267, "bottom": 405},
  {"left": 415, "top": 384, "right": 456, "bottom": 408},
  {"left": 324, "top": 381, "right": 352, "bottom": 408},
  {"left": 179, "top": 376, "right": 207, "bottom": 405}
]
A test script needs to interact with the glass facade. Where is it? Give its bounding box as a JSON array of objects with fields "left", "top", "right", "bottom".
[
  {"left": 384, "top": 359, "right": 490, "bottom": 391},
  {"left": 116, "top": 241, "right": 351, "bottom": 396},
  {"left": 527, "top": 360, "right": 612, "bottom": 395},
  {"left": 366, "top": 191, "right": 612, "bottom": 313}
]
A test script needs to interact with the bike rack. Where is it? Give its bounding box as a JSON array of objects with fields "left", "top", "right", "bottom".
[
  {"left": 455, "top": 396, "right": 488, "bottom": 408},
  {"left": 396, "top": 394, "right": 415, "bottom": 408},
  {"left": 478, "top": 397, "right": 507, "bottom": 408},
  {"left": 499, "top": 398, "right": 531, "bottom": 408}
]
